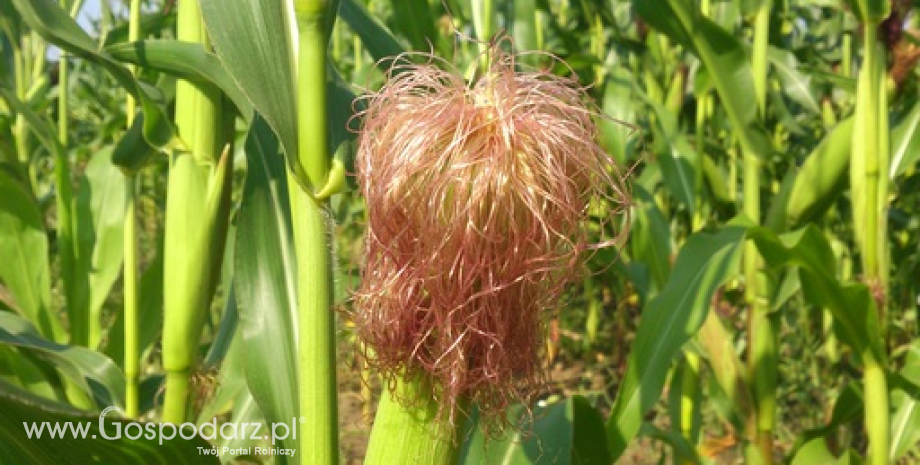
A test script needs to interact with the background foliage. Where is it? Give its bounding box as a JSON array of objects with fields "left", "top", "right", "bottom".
[{"left": 1, "top": 0, "right": 919, "bottom": 463}]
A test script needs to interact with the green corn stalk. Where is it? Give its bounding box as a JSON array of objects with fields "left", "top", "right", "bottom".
[
  {"left": 472, "top": 0, "right": 495, "bottom": 70},
  {"left": 849, "top": 1, "right": 891, "bottom": 463},
  {"left": 122, "top": 0, "right": 141, "bottom": 419},
  {"left": 161, "top": 0, "right": 233, "bottom": 424},
  {"left": 291, "top": 0, "right": 339, "bottom": 462},
  {"left": 747, "top": 2, "right": 778, "bottom": 462}
]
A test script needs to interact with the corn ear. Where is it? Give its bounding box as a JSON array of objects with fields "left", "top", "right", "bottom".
[
  {"left": 162, "top": 145, "right": 233, "bottom": 423},
  {"left": 161, "top": 0, "right": 232, "bottom": 424}
]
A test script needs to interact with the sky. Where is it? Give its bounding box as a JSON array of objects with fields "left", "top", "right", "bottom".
[{"left": 77, "top": 0, "right": 103, "bottom": 31}]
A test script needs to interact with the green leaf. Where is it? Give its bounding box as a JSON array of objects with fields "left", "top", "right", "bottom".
[
  {"left": 460, "top": 397, "right": 573, "bottom": 464},
  {"left": 199, "top": 0, "right": 301, "bottom": 186},
  {"left": 512, "top": 0, "right": 538, "bottom": 55},
  {"left": 792, "top": 437, "right": 862, "bottom": 465},
  {"left": 646, "top": 97, "right": 698, "bottom": 210},
  {"left": 789, "top": 382, "right": 863, "bottom": 458},
  {"left": 105, "top": 250, "right": 164, "bottom": 379},
  {"left": 338, "top": 0, "right": 405, "bottom": 70},
  {"left": 635, "top": 0, "right": 764, "bottom": 160},
  {"left": 459, "top": 396, "right": 611, "bottom": 464},
  {"left": 785, "top": 117, "right": 854, "bottom": 228},
  {"left": 0, "top": 86, "right": 65, "bottom": 165},
  {"left": 635, "top": 0, "right": 756, "bottom": 127},
  {"left": 0, "top": 343, "right": 65, "bottom": 406},
  {"left": 629, "top": 188, "right": 672, "bottom": 293},
  {"left": 890, "top": 99, "right": 920, "bottom": 178},
  {"left": 768, "top": 46, "right": 820, "bottom": 114},
  {"left": 386, "top": 0, "right": 437, "bottom": 52},
  {"left": 10, "top": 0, "right": 173, "bottom": 148},
  {"left": 640, "top": 424, "right": 703, "bottom": 464},
  {"left": 606, "top": 226, "right": 746, "bottom": 459},
  {"left": 572, "top": 397, "right": 612, "bottom": 465},
  {"left": 0, "top": 171, "right": 58, "bottom": 340},
  {"left": 748, "top": 226, "right": 884, "bottom": 363},
  {"left": 105, "top": 40, "right": 254, "bottom": 123},
  {"left": 598, "top": 67, "right": 638, "bottom": 166},
  {"left": 74, "top": 148, "right": 126, "bottom": 349},
  {"left": 0, "top": 379, "right": 217, "bottom": 464},
  {"left": 111, "top": 111, "right": 158, "bottom": 173},
  {"left": 0, "top": 312, "right": 124, "bottom": 409},
  {"left": 234, "top": 116, "right": 298, "bottom": 463},
  {"left": 891, "top": 340, "right": 920, "bottom": 461}
]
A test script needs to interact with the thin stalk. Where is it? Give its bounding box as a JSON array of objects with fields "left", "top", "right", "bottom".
[
  {"left": 851, "top": 10, "right": 890, "bottom": 462},
  {"left": 123, "top": 185, "right": 139, "bottom": 416},
  {"left": 472, "top": 0, "right": 494, "bottom": 71},
  {"left": 679, "top": 353, "right": 700, "bottom": 450},
  {"left": 747, "top": 2, "right": 777, "bottom": 462},
  {"left": 864, "top": 358, "right": 889, "bottom": 465},
  {"left": 365, "top": 376, "right": 463, "bottom": 465},
  {"left": 123, "top": 0, "right": 142, "bottom": 419},
  {"left": 292, "top": 1, "right": 338, "bottom": 463},
  {"left": 751, "top": 1, "right": 771, "bottom": 115},
  {"left": 860, "top": 28, "right": 885, "bottom": 292},
  {"left": 289, "top": 184, "right": 336, "bottom": 464}
]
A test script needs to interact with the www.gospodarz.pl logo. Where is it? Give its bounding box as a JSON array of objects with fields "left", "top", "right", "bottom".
[{"left": 22, "top": 405, "right": 301, "bottom": 456}]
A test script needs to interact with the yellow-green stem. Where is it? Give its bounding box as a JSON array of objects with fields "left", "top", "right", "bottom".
[
  {"left": 123, "top": 184, "right": 139, "bottom": 417},
  {"left": 864, "top": 359, "right": 889, "bottom": 465},
  {"left": 862, "top": 28, "right": 881, "bottom": 284},
  {"left": 747, "top": 3, "right": 777, "bottom": 462},
  {"left": 164, "top": 370, "right": 191, "bottom": 423},
  {"left": 293, "top": 1, "right": 338, "bottom": 463},
  {"left": 123, "top": 0, "right": 142, "bottom": 419},
  {"left": 852, "top": 11, "right": 890, "bottom": 462},
  {"left": 751, "top": 2, "right": 772, "bottom": 116},
  {"left": 289, "top": 185, "right": 337, "bottom": 464},
  {"left": 679, "top": 353, "right": 700, "bottom": 447},
  {"left": 473, "top": 0, "right": 494, "bottom": 72}
]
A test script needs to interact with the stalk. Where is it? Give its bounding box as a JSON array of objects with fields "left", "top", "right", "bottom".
[
  {"left": 122, "top": 0, "right": 142, "bottom": 419},
  {"left": 851, "top": 3, "right": 891, "bottom": 461},
  {"left": 162, "top": 0, "right": 232, "bottom": 424},
  {"left": 678, "top": 353, "right": 700, "bottom": 449},
  {"left": 746, "top": 2, "right": 777, "bottom": 462},
  {"left": 472, "top": 0, "right": 495, "bottom": 71},
  {"left": 864, "top": 358, "right": 889, "bottom": 465},
  {"left": 364, "top": 376, "right": 463, "bottom": 465},
  {"left": 292, "top": 1, "right": 338, "bottom": 462}
]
